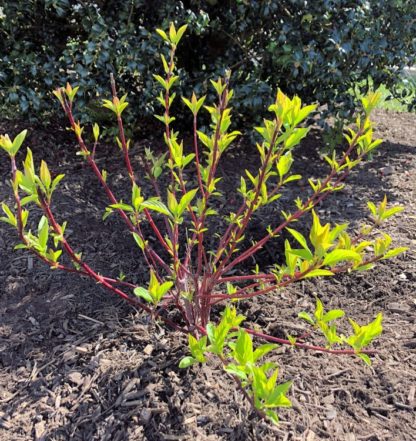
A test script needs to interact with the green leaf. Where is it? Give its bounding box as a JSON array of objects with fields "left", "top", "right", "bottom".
[
  {"left": 323, "top": 249, "right": 361, "bottom": 267},
  {"left": 314, "top": 298, "right": 324, "bottom": 321},
  {"left": 322, "top": 309, "right": 345, "bottom": 323},
  {"left": 195, "top": 95, "right": 206, "bottom": 114},
  {"left": 14, "top": 243, "right": 28, "bottom": 250},
  {"left": 156, "top": 28, "right": 169, "bottom": 42},
  {"left": 210, "top": 78, "right": 226, "bottom": 96},
  {"left": 102, "top": 99, "right": 116, "bottom": 113},
  {"left": 277, "top": 152, "right": 293, "bottom": 178},
  {"left": 11, "top": 129, "right": 28, "bottom": 155},
  {"left": 358, "top": 353, "right": 372, "bottom": 365},
  {"left": 347, "top": 313, "right": 383, "bottom": 350},
  {"left": 357, "top": 353, "right": 371, "bottom": 365},
  {"left": 175, "top": 24, "right": 187, "bottom": 45},
  {"left": 102, "top": 207, "right": 114, "bottom": 221},
  {"left": 1, "top": 202, "right": 17, "bottom": 227},
  {"left": 253, "top": 343, "right": 278, "bottom": 362},
  {"left": 294, "top": 104, "right": 317, "bottom": 126},
  {"left": 382, "top": 206, "right": 404, "bottom": 219},
  {"left": 38, "top": 216, "right": 49, "bottom": 249},
  {"left": 169, "top": 22, "right": 177, "bottom": 43},
  {"left": 267, "top": 380, "right": 293, "bottom": 407},
  {"left": 381, "top": 247, "right": 408, "bottom": 259},
  {"left": 361, "top": 91, "right": 382, "bottom": 115},
  {"left": 328, "top": 223, "right": 348, "bottom": 242},
  {"left": 188, "top": 334, "right": 207, "bottom": 362},
  {"left": 0, "top": 134, "right": 13, "bottom": 154},
  {"left": 177, "top": 189, "right": 198, "bottom": 216},
  {"left": 206, "top": 323, "right": 216, "bottom": 346},
  {"left": 288, "top": 248, "right": 313, "bottom": 261},
  {"left": 131, "top": 183, "right": 143, "bottom": 211},
  {"left": 367, "top": 201, "right": 377, "bottom": 217},
  {"left": 224, "top": 363, "right": 248, "bottom": 380},
  {"left": 132, "top": 232, "right": 145, "bottom": 250},
  {"left": 298, "top": 311, "right": 314, "bottom": 325},
  {"left": 156, "top": 281, "right": 173, "bottom": 300},
  {"left": 93, "top": 123, "right": 100, "bottom": 141},
  {"left": 40, "top": 160, "right": 51, "bottom": 189},
  {"left": 197, "top": 131, "right": 213, "bottom": 149},
  {"left": 287, "top": 335, "right": 297, "bottom": 345},
  {"left": 153, "top": 74, "right": 168, "bottom": 90},
  {"left": 109, "top": 203, "right": 133, "bottom": 212},
  {"left": 354, "top": 263, "right": 375, "bottom": 271},
  {"left": 0, "top": 216, "right": 16, "bottom": 227},
  {"left": 286, "top": 227, "right": 310, "bottom": 251},
  {"left": 183, "top": 153, "right": 195, "bottom": 167},
  {"left": 133, "top": 287, "right": 153, "bottom": 303},
  {"left": 234, "top": 330, "right": 253, "bottom": 365},
  {"left": 182, "top": 96, "right": 193, "bottom": 113},
  {"left": 283, "top": 174, "right": 302, "bottom": 184},
  {"left": 21, "top": 209, "right": 29, "bottom": 228},
  {"left": 141, "top": 199, "right": 171, "bottom": 216},
  {"left": 285, "top": 127, "right": 309, "bottom": 149},
  {"left": 179, "top": 356, "right": 196, "bottom": 368},
  {"left": 302, "top": 269, "right": 334, "bottom": 278},
  {"left": 265, "top": 410, "right": 279, "bottom": 425},
  {"left": 167, "top": 191, "right": 178, "bottom": 216},
  {"left": 51, "top": 174, "right": 65, "bottom": 193}
]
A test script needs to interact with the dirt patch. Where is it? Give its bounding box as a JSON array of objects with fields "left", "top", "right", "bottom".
[{"left": 0, "top": 110, "right": 415, "bottom": 440}]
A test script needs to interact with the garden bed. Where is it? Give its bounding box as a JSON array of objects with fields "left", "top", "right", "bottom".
[{"left": 0, "top": 109, "right": 415, "bottom": 440}]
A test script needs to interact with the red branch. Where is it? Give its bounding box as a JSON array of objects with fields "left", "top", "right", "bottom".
[{"left": 243, "top": 328, "right": 377, "bottom": 355}]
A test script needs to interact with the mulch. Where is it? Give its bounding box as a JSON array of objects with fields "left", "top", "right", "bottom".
[{"left": 0, "top": 109, "right": 415, "bottom": 440}]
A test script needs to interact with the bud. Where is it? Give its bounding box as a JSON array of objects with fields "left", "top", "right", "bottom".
[{"left": 93, "top": 123, "right": 100, "bottom": 142}]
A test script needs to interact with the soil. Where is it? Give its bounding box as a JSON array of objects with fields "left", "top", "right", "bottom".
[{"left": 0, "top": 109, "right": 415, "bottom": 441}]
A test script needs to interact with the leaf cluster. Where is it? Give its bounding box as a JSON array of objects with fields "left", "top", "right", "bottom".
[{"left": 180, "top": 306, "right": 291, "bottom": 425}]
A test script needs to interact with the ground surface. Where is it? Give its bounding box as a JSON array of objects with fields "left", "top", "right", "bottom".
[{"left": 0, "top": 110, "right": 415, "bottom": 441}]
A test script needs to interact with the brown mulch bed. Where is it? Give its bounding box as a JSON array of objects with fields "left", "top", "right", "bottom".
[{"left": 0, "top": 109, "right": 415, "bottom": 441}]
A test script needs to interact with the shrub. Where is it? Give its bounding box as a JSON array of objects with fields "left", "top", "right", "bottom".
[
  {"left": 1, "top": 1, "right": 415, "bottom": 124},
  {"left": 0, "top": 24, "right": 407, "bottom": 424},
  {"left": 389, "top": 71, "right": 416, "bottom": 112}
]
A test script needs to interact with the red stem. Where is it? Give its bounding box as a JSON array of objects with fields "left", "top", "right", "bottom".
[
  {"left": 63, "top": 102, "right": 169, "bottom": 275},
  {"left": 193, "top": 114, "right": 205, "bottom": 198},
  {"left": 196, "top": 86, "right": 230, "bottom": 325},
  {"left": 38, "top": 194, "right": 184, "bottom": 332},
  {"left": 213, "top": 119, "right": 281, "bottom": 271},
  {"left": 110, "top": 74, "right": 136, "bottom": 184},
  {"left": 194, "top": 324, "right": 376, "bottom": 355},
  {"left": 208, "top": 255, "right": 381, "bottom": 304},
  {"left": 243, "top": 328, "right": 377, "bottom": 355},
  {"left": 219, "top": 129, "right": 364, "bottom": 275},
  {"left": 219, "top": 273, "right": 276, "bottom": 282}
]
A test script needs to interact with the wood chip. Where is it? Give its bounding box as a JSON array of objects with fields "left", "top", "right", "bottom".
[
  {"left": 34, "top": 420, "right": 46, "bottom": 440},
  {"left": 143, "top": 344, "right": 153, "bottom": 355},
  {"left": 305, "top": 430, "right": 316, "bottom": 441},
  {"left": 322, "top": 393, "right": 335, "bottom": 405},
  {"left": 139, "top": 408, "right": 152, "bottom": 424},
  {"left": 0, "top": 419, "right": 12, "bottom": 430},
  {"left": 67, "top": 371, "right": 84, "bottom": 386},
  {"left": 78, "top": 314, "right": 104, "bottom": 325},
  {"left": 74, "top": 345, "right": 90, "bottom": 354},
  {"left": 408, "top": 385, "right": 415, "bottom": 403},
  {"left": 325, "top": 407, "right": 337, "bottom": 420}
]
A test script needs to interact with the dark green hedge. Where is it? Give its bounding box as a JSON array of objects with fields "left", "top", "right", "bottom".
[{"left": 1, "top": 0, "right": 415, "bottom": 124}]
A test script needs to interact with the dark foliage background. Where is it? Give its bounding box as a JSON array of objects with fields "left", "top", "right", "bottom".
[{"left": 1, "top": 0, "right": 415, "bottom": 124}]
